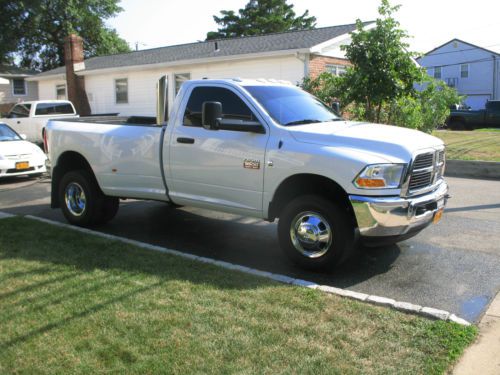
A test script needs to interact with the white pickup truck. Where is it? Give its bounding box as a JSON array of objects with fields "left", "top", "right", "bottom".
[
  {"left": 2, "top": 100, "right": 77, "bottom": 144},
  {"left": 46, "top": 78, "right": 448, "bottom": 270}
]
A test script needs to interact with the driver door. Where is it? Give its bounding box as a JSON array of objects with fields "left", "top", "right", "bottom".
[{"left": 168, "top": 85, "right": 269, "bottom": 214}]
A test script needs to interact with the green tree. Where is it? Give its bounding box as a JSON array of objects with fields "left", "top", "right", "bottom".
[
  {"left": 206, "top": 0, "right": 316, "bottom": 40},
  {"left": 1, "top": 0, "right": 130, "bottom": 71},
  {"left": 301, "top": 0, "right": 461, "bottom": 133},
  {"left": 341, "top": 0, "right": 423, "bottom": 123}
]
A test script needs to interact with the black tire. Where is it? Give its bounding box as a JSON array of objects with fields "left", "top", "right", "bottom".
[
  {"left": 96, "top": 196, "right": 120, "bottom": 224},
  {"left": 448, "top": 120, "right": 465, "bottom": 131},
  {"left": 278, "top": 195, "right": 355, "bottom": 271},
  {"left": 59, "top": 169, "right": 107, "bottom": 226}
]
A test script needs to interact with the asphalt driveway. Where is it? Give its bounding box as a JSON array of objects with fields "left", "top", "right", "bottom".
[{"left": 1, "top": 175, "right": 499, "bottom": 322}]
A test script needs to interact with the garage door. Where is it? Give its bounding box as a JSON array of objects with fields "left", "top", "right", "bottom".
[{"left": 464, "top": 95, "right": 490, "bottom": 110}]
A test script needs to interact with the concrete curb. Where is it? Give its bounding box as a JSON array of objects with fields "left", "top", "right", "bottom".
[
  {"left": 0, "top": 212, "right": 14, "bottom": 219},
  {"left": 2, "top": 212, "right": 472, "bottom": 326},
  {"left": 445, "top": 160, "right": 500, "bottom": 180}
]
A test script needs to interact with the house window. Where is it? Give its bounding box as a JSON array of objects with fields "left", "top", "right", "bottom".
[
  {"left": 56, "top": 84, "right": 66, "bottom": 100},
  {"left": 115, "top": 78, "right": 128, "bottom": 104},
  {"left": 434, "top": 67, "right": 442, "bottom": 79},
  {"left": 325, "top": 64, "right": 347, "bottom": 76},
  {"left": 460, "top": 64, "right": 469, "bottom": 78},
  {"left": 175, "top": 73, "right": 190, "bottom": 94},
  {"left": 12, "top": 78, "right": 26, "bottom": 96}
]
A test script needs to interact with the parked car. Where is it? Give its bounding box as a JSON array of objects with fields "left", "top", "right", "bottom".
[
  {"left": 1, "top": 100, "right": 78, "bottom": 144},
  {"left": 0, "top": 122, "right": 47, "bottom": 178},
  {"left": 447, "top": 100, "right": 500, "bottom": 130},
  {"left": 46, "top": 78, "right": 448, "bottom": 270}
]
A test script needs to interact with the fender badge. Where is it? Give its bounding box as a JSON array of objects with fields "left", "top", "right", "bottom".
[{"left": 243, "top": 159, "right": 260, "bottom": 169}]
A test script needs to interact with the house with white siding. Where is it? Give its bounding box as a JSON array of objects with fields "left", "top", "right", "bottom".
[
  {"left": 0, "top": 65, "right": 39, "bottom": 113},
  {"left": 417, "top": 39, "right": 500, "bottom": 110},
  {"left": 28, "top": 22, "right": 374, "bottom": 116}
]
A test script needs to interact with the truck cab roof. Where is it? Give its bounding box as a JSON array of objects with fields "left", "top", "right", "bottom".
[{"left": 185, "top": 78, "right": 295, "bottom": 87}]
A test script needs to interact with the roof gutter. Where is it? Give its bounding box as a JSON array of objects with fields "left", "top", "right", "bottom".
[{"left": 26, "top": 73, "right": 65, "bottom": 82}]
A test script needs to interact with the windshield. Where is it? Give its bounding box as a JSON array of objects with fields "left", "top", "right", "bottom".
[
  {"left": 243, "top": 85, "right": 341, "bottom": 126},
  {"left": 0, "top": 123, "right": 21, "bottom": 141}
]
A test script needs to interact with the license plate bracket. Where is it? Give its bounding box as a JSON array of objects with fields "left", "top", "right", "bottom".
[{"left": 15, "top": 161, "right": 30, "bottom": 170}]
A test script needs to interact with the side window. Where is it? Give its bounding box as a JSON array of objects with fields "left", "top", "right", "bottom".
[
  {"left": 56, "top": 84, "right": 66, "bottom": 100},
  {"left": 8, "top": 104, "right": 31, "bottom": 118},
  {"left": 12, "top": 78, "right": 26, "bottom": 96},
  {"left": 175, "top": 73, "right": 190, "bottom": 95},
  {"left": 434, "top": 66, "right": 442, "bottom": 79},
  {"left": 183, "top": 87, "right": 255, "bottom": 127},
  {"left": 52, "top": 103, "right": 75, "bottom": 114},
  {"left": 115, "top": 78, "right": 128, "bottom": 104}
]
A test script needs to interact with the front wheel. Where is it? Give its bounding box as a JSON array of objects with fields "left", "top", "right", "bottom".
[{"left": 278, "top": 195, "right": 355, "bottom": 270}]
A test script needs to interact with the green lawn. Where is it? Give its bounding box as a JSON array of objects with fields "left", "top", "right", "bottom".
[
  {"left": 433, "top": 130, "right": 500, "bottom": 161},
  {"left": 0, "top": 217, "right": 476, "bottom": 374}
]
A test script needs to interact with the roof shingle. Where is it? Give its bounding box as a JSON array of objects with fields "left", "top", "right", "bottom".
[{"left": 35, "top": 22, "right": 372, "bottom": 78}]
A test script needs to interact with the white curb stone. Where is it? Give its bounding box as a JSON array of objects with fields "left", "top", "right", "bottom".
[
  {"left": 420, "top": 307, "right": 451, "bottom": 321},
  {"left": 367, "top": 295, "right": 396, "bottom": 307},
  {"left": 336, "top": 289, "right": 369, "bottom": 301},
  {"left": 0, "top": 211, "right": 14, "bottom": 219},
  {"left": 393, "top": 301, "right": 422, "bottom": 314},
  {"left": 448, "top": 314, "right": 472, "bottom": 326},
  {"left": 292, "top": 279, "right": 319, "bottom": 289},
  {"left": 22, "top": 214, "right": 471, "bottom": 326}
]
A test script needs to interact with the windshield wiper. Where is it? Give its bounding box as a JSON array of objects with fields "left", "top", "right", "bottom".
[{"left": 284, "top": 119, "right": 324, "bottom": 126}]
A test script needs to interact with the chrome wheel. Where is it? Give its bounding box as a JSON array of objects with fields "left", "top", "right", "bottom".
[
  {"left": 290, "top": 211, "right": 333, "bottom": 258},
  {"left": 64, "top": 182, "right": 86, "bottom": 216}
]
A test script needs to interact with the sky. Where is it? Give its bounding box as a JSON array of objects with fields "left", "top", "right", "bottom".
[{"left": 108, "top": 0, "right": 500, "bottom": 55}]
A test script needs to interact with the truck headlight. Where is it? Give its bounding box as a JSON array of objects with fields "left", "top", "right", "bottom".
[{"left": 353, "top": 164, "right": 406, "bottom": 189}]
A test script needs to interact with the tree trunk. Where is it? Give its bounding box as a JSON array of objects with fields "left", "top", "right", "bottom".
[{"left": 376, "top": 102, "right": 383, "bottom": 123}]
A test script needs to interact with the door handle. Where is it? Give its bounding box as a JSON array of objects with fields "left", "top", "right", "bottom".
[{"left": 177, "top": 137, "right": 195, "bottom": 144}]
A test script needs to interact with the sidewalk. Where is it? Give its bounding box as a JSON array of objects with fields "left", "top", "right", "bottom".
[{"left": 453, "top": 292, "right": 500, "bottom": 375}]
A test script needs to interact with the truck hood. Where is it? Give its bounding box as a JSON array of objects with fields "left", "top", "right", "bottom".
[{"left": 287, "top": 121, "right": 444, "bottom": 162}]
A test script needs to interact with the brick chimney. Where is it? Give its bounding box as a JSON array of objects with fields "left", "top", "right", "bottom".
[{"left": 64, "top": 34, "right": 91, "bottom": 116}]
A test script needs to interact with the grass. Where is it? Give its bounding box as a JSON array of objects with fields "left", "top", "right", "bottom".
[
  {"left": 0, "top": 217, "right": 477, "bottom": 374},
  {"left": 433, "top": 129, "right": 500, "bottom": 161}
]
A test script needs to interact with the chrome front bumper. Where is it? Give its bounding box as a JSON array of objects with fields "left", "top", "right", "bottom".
[{"left": 349, "top": 181, "right": 449, "bottom": 237}]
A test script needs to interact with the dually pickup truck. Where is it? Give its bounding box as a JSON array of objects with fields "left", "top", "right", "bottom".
[
  {"left": 46, "top": 78, "right": 449, "bottom": 270},
  {"left": 2, "top": 100, "right": 77, "bottom": 143},
  {"left": 447, "top": 100, "right": 500, "bottom": 130}
]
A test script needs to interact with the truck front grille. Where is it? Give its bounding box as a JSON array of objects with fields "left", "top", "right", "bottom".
[{"left": 407, "top": 150, "right": 445, "bottom": 194}]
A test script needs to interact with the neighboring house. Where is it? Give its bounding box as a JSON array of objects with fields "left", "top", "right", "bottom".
[
  {"left": 417, "top": 39, "right": 500, "bottom": 110},
  {"left": 0, "top": 65, "right": 39, "bottom": 113},
  {"left": 28, "top": 22, "right": 374, "bottom": 116}
]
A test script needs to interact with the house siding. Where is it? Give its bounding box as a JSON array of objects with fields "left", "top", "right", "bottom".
[
  {"left": 39, "top": 55, "right": 306, "bottom": 116},
  {"left": 0, "top": 79, "right": 38, "bottom": 105},
  {"left": 39, "top": 79, "right": 67, "bottom": 100},
  {"left": 419, "top": 40, "right": 500, "bottom": 109}
]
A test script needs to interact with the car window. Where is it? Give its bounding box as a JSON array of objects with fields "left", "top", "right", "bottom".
[
  {"left": 244, "top": 85, "right": 340, "bottom": 126},
  {"left": 0, "top": 123, "right": 21, "bottom": 141},
  {"left": 183, "top": 86, "right": 256, "bottom": 127},
  {"left": 8, "top": 104, "right": 31, "bottom": 118},
  {"left": 35, "top": 102, "right": 75, "bottom": 115}
]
